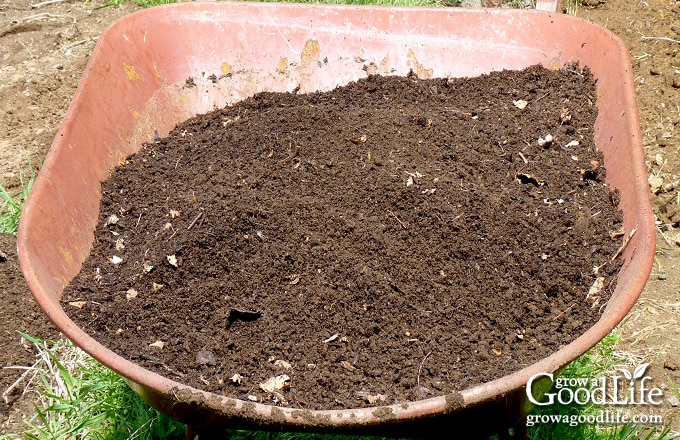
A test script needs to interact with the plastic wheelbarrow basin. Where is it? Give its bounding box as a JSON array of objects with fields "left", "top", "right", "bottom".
[{"left": 18, "top": 2, "right": 653, "bottom": 437}]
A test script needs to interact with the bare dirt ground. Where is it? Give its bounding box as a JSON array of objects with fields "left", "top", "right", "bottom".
[
  {"left": 0, "top": 0, "right": 139, "bottom": 433},
  {"left": 0, "top": 0, "right": 139, "bottom": 188},
  {"left": 0, "top": 0, "right": 679, "bottom": 435}
]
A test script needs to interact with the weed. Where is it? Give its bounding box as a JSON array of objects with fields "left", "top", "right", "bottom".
[
  {"left": 0, "top": 171, "right": 34, "bottom": 235},
  {"left": 5, "top": 333, "right": 185, "bottom": 440},
  {"left": 669, "top": 377, "right": 680, "bottom": 399},
  {"left": 528, "top": 333, "right": 678, "bottom": 440}
]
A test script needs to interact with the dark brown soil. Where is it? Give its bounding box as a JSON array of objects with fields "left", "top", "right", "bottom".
[
  {"left": 0, "top": 233, "right": 59, "bottom": 425},
  {"left": 62, "top": 65, "right": 624, "bottom": 411}
]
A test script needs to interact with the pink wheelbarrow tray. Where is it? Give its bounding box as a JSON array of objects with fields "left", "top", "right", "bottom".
[{"left": 18, "top": 2, "right": 653, "bottom": 438}]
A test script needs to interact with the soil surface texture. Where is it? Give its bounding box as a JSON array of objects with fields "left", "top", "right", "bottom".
[{"left": 61, "top": 65, "right": 624, "bottom": 410}]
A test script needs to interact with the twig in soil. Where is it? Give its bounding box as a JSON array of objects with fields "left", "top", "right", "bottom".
[
  {"left": 387, "top": 210, "right": 408, "bottom": 229},
  {"left": 641, "top": 36, "right": 680, "bottom": 44},
  {"left": 187, "top": 211, "right": 203, "bottom": 230},
  {"left": 276, "top": 146, "right": 299, "bottom": 164},
  {"left": 655, "top": 224, "right": 674, "bottom": 247},
  {"left": 611, "top": 226, "right": 637, "bottom": 262},
  {"left": 323, "top": 333, "right": 339, "bottom": 343},
  {"left": 654, "top": 158, "right": 667, "bottom": 178},
  {"left": 30, "top": 0, "right": 66, "bottom": 8},
  {"left": 416, "top": 351, "right": 432, "bottom": 388},
  {"left": 535, "top": 92, "right": 550, "bottom": 102},
  {"left": 18, "top": 12, "right": 69, "bottom": 22},
  {"left": 553, "top": 302, "right": 576, "bottom": 321},
  {"left": 564, "top": 68, "right": 584, "bottom": 78},
  {"left": 64, "top": 37, "right": 98, "bottom": 50}
]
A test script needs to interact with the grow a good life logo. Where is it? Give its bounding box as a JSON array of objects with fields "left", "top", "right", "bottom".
[
  {"left": 528, "top": 363, "right": 663, "bottom": 406},
  {"left": 525, "top": 363, "right": 666, "bottom": 427}
]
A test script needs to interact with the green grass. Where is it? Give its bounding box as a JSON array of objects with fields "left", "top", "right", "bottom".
[
  {"left": 0, "top": 172, "right": 34, "bottom": 235},
  {"left": 527, "top": 334, "right": 677, "bottom": 440},
  {"left": 669, "top": 377, "right": 680, "bottom": 401},
  {"left": 0, "top": 333, "right": 185, "bottom": 440},
  {"left": 1, "top": 334, "right": 400, "bottom": 440}
]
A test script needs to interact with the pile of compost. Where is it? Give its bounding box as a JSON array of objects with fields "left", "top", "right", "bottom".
[{"left": 63, "top": 64, "right": 624, "bottom": 410}]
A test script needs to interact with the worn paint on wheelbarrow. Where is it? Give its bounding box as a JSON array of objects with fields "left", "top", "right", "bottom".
[{"left": 18, "top": 2, "right": 653, "bottom": 437}]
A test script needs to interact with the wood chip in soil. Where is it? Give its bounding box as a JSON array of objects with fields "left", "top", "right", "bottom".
[{"left": 63, "top": 64, "right": 624, "bottom": 410}]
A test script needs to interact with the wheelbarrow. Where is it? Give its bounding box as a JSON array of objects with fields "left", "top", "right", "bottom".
[{"left": 17, "top": 2, "right": 653, "bottom": 438}]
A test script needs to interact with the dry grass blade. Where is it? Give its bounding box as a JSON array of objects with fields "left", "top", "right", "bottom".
[
  {"left": 2, "top": 361, "right": 42, "bottom": 404},
  {"left": 30, "top": 0, "right": 67, "bottom": 8},
  {"left": 641, "top": 36, "right": 680, "bottom": 44}
]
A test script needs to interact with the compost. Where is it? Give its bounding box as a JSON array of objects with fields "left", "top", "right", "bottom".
[{"left": 63, "top": 64, "right": 624, "bottom": 410}]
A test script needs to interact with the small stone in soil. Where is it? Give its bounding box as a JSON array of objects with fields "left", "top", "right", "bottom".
[{"left": 196, "top": 349, "right": 216, "bottom": 365}]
